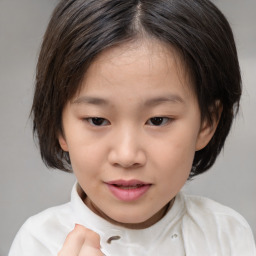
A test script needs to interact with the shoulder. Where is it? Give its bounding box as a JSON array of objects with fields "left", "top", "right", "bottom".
[
  {"left": 183, "top": 193, "right": 249, "bottom": 225},
  {"left": 9, "top": 203, "right": 73, "bottom": 256},
  {"left": 26, "top": 202, "right": 73, "bottom": 226},
  {"left": 180, "top": 193, "right": 256, "bottom": 255}
]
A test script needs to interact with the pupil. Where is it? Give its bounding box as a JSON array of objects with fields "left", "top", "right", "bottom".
[
  {"left": 151, "top": 117, "right": 163, "bottom": 125},
  {"left": 92, "top": 118, "right": 104, "bottom": 125}
]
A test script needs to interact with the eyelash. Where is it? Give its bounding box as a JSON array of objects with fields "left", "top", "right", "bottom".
[
  {"left": 84, "top": 117, "right": 173, "bottom": 127},
  {"left": 85, "top": 117, "right": 110, "bottom": 126},
  {"left": 146, "top": 117, "right": 172, "bottom": 126}
]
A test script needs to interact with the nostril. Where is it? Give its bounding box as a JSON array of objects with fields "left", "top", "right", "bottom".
[
  {"left": 113, "top": 162, "right": 143, "bottom": 169},
  {"left": 108, "top": 147, "right": 147, "bottom": 169}
]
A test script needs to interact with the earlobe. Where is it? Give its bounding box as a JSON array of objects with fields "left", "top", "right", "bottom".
[
  {"left": 196, "top": 102, "right": 222, "bottom": 151},
  {"left": 195, "top": 120, "right": 217, "bottom": 151},
  {"left": 58, "top": 133, "right": 69, "bottom": 152}
]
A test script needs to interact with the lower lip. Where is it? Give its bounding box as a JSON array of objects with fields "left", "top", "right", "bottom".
[{"left": 107, "top": 184, "right": 151, "bottom": 202}]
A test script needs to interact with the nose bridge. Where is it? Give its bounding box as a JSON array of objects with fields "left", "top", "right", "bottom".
[
  {"left": 109, "top": 123, "right": 146, "bottom": 168},
  {"left": 119, "top": 124, "right": 138, "bottom": 153}
]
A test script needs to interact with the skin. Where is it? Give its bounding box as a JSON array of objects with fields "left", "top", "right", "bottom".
[
  {"left": 58, "top": 224, "right": 104, "bottom": 256},
  {"left": 58, "top": 39, "right": 219, "bottom": 253}
]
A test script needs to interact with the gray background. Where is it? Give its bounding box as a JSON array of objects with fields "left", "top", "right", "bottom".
[{"left": 0, "top": 0, "right": 255, "bottom": 255}]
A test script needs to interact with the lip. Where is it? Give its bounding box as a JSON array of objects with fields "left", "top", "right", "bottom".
[{"left": 106, "top": 179, "right": 152, "bottom": 202}]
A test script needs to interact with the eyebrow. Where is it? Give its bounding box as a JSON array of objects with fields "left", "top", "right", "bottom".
[
  {"left": 72, "top": 94, "right": 184, "bottom": 106},
  {"left": 72, "top": 96, "right": 108, "bottom": 105},
  {"left": 144, "top": 95, "right": 184, "bottom": 106}
]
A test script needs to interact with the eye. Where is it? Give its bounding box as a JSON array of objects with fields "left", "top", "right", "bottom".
[
  {"left": 85, "top": 117, "right": 110, "bottom": 126},
  {"left": 146, "top": 117, "right": 171, "bottom": 126}
]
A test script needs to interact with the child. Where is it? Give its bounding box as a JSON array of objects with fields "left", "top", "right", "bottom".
[{"left": 9, "top": 0, "right": 256, "bottom": 255}]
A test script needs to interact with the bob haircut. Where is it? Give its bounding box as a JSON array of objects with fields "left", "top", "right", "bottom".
[{"left": 32, "top": 0, "right": 241, "bottom": 178}]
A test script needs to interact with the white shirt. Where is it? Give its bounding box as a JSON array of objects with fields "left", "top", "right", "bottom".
[{"left": 9, "top": 183, "right": 256, "bottom": 256}]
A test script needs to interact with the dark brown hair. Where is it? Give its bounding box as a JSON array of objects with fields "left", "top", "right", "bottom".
[{"left": 32, "top": 0, "right": 241, "bottom": 178}]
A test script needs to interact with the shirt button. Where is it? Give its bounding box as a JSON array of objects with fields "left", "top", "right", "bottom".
[{"left": 107, "top": 235, "right": 121, "bottom": 244}]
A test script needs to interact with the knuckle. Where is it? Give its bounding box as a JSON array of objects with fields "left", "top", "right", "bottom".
[
  {"left": 75, "top": 224, "right": 100, "bottom": 240},
  {"left": 87, "top": 229, "right": 101, "bottom": 240},
  {"left": 75, "top": 224, "right": 100, "bottom": 243}
]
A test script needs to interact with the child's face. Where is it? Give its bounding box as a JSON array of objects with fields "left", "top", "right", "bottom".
[{"left": 59, "top": 40, "right": 215, "bottom": 228}]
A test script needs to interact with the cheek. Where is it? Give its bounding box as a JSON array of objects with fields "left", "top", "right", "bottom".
[
  {"left": 152, "top": 133, "right": 197, "bottom": 178},
  {"left": 68, "top": 142, "right": 106, "bottom": 179},
  {"left": 152, "top": 145, "right": 193, "bottom": 198}
]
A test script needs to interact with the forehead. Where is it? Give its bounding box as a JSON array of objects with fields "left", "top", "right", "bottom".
[{"left": 76, "top": 39, "right": 195, "bottom": 100}]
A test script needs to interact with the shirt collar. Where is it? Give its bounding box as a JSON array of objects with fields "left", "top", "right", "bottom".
[{"left": 70, "top": 182, "right": 185, "bottom": 250}]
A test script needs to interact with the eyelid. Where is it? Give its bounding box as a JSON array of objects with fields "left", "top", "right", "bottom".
[
  {"left": 84, "top": 117, "right": 110, "bottom": 126},
  {"left": 146, "top": 116, "right": 174, "bottom": 126}
]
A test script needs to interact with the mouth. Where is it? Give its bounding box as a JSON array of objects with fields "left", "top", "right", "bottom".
[
  {"left": 111, "top": 184, "right": 145, "bottom": 189},
  {"left": 106, "top": 179, "right": 152, "bottom": 201}
]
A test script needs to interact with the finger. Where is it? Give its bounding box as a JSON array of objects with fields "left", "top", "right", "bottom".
[
  {"left": 79, "top": 226, "right": 101, "bottom": 249},
  {"left": 58, "top": 224, "right": 102, "bottom": 256},
  {"left": 58, "top": 229, "right": 84, "bottom": 256},
  {"left": 58, "top": 225, "right": 86, "bottom": 256},
  {"left": 58, "top": 225, "right": 87, "bottom": 256},
  {"left": 79, "top": 245, "right": 105, "bottom": 256}
]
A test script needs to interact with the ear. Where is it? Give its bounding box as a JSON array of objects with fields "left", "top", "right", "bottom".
[
  {"left": 58, "top": 133, "right": 69, "bottom": 152},
  {"left": 196, "top": 102, "right": 222, "bottom": 151}
]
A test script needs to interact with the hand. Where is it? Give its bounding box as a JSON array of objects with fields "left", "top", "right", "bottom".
[{"left": 58, "top": 224, "right": 105, "bottom": 256}]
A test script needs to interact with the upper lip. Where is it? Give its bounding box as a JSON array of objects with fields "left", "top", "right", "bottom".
[{"left": 106, "top": 179, "right": 151, "bottom": 186}]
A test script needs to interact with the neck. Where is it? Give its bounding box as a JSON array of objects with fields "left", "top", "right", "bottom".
[{"left": 83, "top": 195, "right": 175, "bottom": 230}]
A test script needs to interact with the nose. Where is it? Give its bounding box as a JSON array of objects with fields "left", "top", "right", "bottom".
[{"left": 108, "top": 127, "right": 146, "bottom": 169}]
